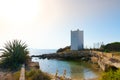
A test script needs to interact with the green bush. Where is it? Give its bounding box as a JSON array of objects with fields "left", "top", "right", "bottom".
[
  {"left": 101, "top": 69, "right": 120, "bottom": 80},
  {"left": 0, "top": 40, "right": 29, "bottom": 70}
]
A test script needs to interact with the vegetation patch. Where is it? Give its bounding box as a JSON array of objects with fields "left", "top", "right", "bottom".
[
  {"left": 13, "top": 71, "right": 20, "bottom": 80},
  {"left": 101, "top": 42, "right": 120, "bottom": 52},
  {"left": 100, "top": 69, "right": 120, "bottom": 80},
  {"left": 57, "top": 46, "right": 70, "bottom": 53},
  {"left": 26, "top": 69, "right": 51, "bottom": 80}
]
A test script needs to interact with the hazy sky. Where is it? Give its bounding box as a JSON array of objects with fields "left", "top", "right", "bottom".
[{"left": 0, "top": 0, "right": 120, "bottom": 49}]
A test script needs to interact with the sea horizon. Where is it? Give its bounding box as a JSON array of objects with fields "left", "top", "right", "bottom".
[{"left": 29, "top": 48, "right": 57, "bottom": 56}]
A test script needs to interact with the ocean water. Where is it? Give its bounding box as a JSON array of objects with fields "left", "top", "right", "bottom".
[{"left": 29, "top": 49, "right": 101, "bottom": 80}]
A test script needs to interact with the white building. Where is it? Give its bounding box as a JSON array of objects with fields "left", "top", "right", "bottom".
[{"left": 71, "top": 29, "right": 84, "bottom": 50}]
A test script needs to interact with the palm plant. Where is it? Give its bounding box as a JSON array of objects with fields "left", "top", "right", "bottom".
[{"left": 0, "top": 40, "right": 29, "bottom": 70}]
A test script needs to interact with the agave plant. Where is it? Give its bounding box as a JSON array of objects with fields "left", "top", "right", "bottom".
[{"left": 1, "top": 40, "right": 29, "bottom": 70}]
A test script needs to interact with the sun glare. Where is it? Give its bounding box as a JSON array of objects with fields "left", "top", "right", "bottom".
[{"left": 0, "top": 0, "right": 40, "bottom": 23}]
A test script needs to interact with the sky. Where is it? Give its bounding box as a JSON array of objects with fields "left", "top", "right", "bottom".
[{"left": 0, "top": 0, "right": 120, "bottom": 49}]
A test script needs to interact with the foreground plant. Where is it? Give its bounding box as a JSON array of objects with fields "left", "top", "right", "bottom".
[
  {"left": 100, "top": 69, "right": 120, "bottom": 80},
  {"left": 26, "top": 69, "right": 51, "bottom": 80},
  {"left": 0, "top": 40, "right": 29, "bottom": 70}
]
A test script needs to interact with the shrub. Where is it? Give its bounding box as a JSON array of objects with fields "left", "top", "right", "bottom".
[
  {"left": 0, "top": 40, "right": 29, "bottom": 70},
  {"left": 102, "top": 42, "right": 120, "bottom": 52},
  {"left": 13, "top": 71, "right": 20, "bottom": 80},
  {"left": 26, "top": 69, "right": 51, "bottom": 80},
  {"left": 101, "top": 69, "right": 120, "bottom": 80}
]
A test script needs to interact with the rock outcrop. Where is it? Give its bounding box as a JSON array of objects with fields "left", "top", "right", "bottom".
[{"left": 92, "top": 51, "right": 120, "bottom": 71}]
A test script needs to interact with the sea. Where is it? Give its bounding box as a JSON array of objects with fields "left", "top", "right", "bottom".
[{"left": 29, "top": 49, "right": 102, "bottom": 80}]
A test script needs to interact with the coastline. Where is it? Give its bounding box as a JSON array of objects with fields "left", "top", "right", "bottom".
[
  {"left": 0, "top": 49, "right": 103, "bottom": 80},
  {"left": 31, "top": 50, "right": 104, "bottom": 80}
]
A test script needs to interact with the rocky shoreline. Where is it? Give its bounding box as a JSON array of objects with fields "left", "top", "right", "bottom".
[{"left": 31, "top": 51, "right": 92, "bottom": 61}]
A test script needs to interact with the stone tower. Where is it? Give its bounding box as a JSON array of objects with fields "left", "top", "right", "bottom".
[{"left": 71, "top": 29, "right": 84, "bottom": 50}]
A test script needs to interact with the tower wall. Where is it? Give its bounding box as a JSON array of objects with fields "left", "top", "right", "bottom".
[{"left": 71, "top": 29, "right": 84, "bottom": 50}]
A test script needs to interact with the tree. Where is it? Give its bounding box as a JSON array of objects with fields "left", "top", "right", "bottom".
[{"left": 0, "top": 40, "right": 29, "bottom": 70}]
